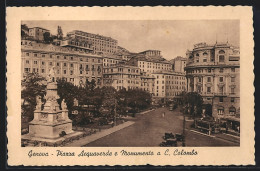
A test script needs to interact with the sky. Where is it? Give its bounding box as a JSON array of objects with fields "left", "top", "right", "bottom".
[{"left": 22, "top": 20, "right": 239, "bottom": 60}]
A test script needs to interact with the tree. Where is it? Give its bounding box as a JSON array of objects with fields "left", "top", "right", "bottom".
[
  {"left": 43, "top": 32, "right": 53, "bottom": 43},
  {"left": 21, "top": 72, "right": 46, "bottom": 121},
  {"left": 181, "top": 92, "right": 203, "bottom": 119},
  {"left": 21, "top": 24, "right": 29, "bottom": 38},
  {"left": 117, "top": 88, "right": 152, "bottom": 114},
  {"left": 57, "top": 26, "right": 63, "bottom": 40},
  {"left": 99, "top": 86, "right": 117, "bottom": 119},
  {"left": 56, "top": 78, "right": 79, "bottom": 117}
]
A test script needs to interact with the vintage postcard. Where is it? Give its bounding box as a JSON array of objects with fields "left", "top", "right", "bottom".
[{"left": 6, "top": 6, "right": 254, "bottom": 166}]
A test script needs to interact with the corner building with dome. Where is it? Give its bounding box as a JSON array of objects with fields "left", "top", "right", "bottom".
[{"left": 185, "top": 42, "right": 240, "bottom": 123}]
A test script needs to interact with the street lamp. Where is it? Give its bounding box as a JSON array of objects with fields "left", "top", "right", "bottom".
[{"left": 182, "top": 105, "right": 188, "bottom": 147}]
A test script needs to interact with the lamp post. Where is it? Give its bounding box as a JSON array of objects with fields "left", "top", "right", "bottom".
[
  {"left": 182, "top": 105, "right": 188, "bottom": 147},
  {"left": 114, "top": 98, "right": 117, "bottom": 126}
]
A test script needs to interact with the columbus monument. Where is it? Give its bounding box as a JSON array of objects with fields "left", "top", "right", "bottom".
[{"left": 22, "top": 67, "right": 82, "bottom": 145}]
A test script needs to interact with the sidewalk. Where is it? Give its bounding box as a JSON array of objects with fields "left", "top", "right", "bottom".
[
  {"left": 65, "top": 121, "right": 135, "bottom": 147},
  {"left": 189, "top": 128, "right": 240, "bottom": 144},
  {"left": 139, "top": 109, "right": 155, "bottom": 115},
  {"left": 215, "top": 133, "right": 240, "bottom": 144}
]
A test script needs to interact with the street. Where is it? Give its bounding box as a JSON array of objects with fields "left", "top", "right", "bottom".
[{"left": 86, "top": 107, "right": 239, "bottom": 147}]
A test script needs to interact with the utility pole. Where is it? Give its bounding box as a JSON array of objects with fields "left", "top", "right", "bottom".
[{"left": 182, "top": 111, "right": 186, "bottom": 147}]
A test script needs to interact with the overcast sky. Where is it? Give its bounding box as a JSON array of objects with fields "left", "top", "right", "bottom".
[{"left": 22, "top": 20, "right": 239, "bottom": 60}]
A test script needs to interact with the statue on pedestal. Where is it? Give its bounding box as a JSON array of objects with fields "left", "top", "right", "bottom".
[
  {"left": 35, "top": 96, "right": 42, "bottom": 110},
  {"left": 61, "top": 99, "right": 67, "bottom": 110},
  {"left": 48, "top": 66, "right": 56, "bottom": 82}
]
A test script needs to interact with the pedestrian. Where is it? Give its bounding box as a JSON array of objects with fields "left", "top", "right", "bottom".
[{"left": 162, "top": 112, "right": 165, "bottom": 118}]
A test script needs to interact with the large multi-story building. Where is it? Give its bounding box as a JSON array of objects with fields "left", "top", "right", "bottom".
[
  {"left": 28, "top": 27, "right": 50, "bottom": 41},
  {"left": 102, "top": 64, "right": 156, "bottom": 96},
  {"left": 185, "top": 42, "right": 240, "bottom": 120},
  {"left": 21, "top": 39, "right": 103, "bottom": 87},
  {"left": 152, "top": 71, "right": 186, "bottom": 102},
  {"left": 170, "top": 56, "right": 187, "bottom": 73},
  {"left": 140, "top": 73, "right": 155, "bottom": 94},
  {"left": 102, "top": 55, "right": 122, "bottom": 67},
  {"left": 127, "top": 50, "right": 173, "bottom": 74},
  {"left": 22, "top": 27, "right": 187, "bottom": 105},
  {"left": 103, "top": 64, "right": 141, "bottom": 91},
  {"left": 65, "top": 30, "right": 118, "bottom": 55}
]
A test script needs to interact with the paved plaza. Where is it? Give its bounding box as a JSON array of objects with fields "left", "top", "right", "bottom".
[{"left": 80, "top": 107, "right": 239, "bottom": 147}]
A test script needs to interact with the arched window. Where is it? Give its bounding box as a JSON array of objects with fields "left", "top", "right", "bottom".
[
  {"left": 219, "top": 50, "right": 225, "bottom": 54},
  {"left": 196, "top": 53, "right": 199, "bottom": 57},
  {"left": 203, "top": 52, "right": 208, "bottom": 56},
  {"left": 229, "top": 106, "right": 236, "bottom": 115}
]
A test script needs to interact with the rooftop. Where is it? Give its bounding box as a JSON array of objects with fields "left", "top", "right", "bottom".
[
  {"left": 29, "top": 27, "right": 50, "bottom": 31},
  {"left": 68, "top": 30, "right": 117, "bottom": 42}
]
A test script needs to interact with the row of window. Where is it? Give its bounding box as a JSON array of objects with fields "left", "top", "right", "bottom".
[
  {"left": 165, "top": 80, "right": 186, "bottom": 85},
  {"left": 166, "top": 92, "right": 181, "bottom": 96},
  {"left": 139, "top": 61, "right": 170, "bottom": 67},
  {"left": 217, "top": 106, "right": 237, "bottom": 116},
  {"left": 204, "top": 87, "right": 236, "bottom": 94},
  {"left": 140, "top": 65, "right": 172, "bottom": 70},
  {"left": 24, "top": 67, "right": 102, "bottom": 76},
  {"left": 218, "top": 97, "right": 236, "bottom": 103},
  {"left": 24, "top": 52, "right": 102, "bottom": 63},
  {"left": 166, "top": 85, "right": 185, "bottom": 90},
  {"left": 194, "top": 76, "right": 236, "bottom": 83},
  {"left": 115, "top": 80, "right": 140, "bottom": 84},
  {"left": 192, "top": 55, "right": 239, "bottom": 63},
  {"left": 74, "top": 33, "right": 117, "bottom": 43},
  {"left": 103, "top": 68, "right": 140, "bottom": 74},
  {"left": 155, "top": 75, "right": 185, "bottom": 80},
  {"left": 187, "top": 67, "right": 236, "bottom": 74},
  {"left": 26, "top": 60, "right": 103, "bottom": 68}
]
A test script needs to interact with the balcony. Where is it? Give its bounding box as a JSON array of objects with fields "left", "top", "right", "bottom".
[
  {"left": 214, "top": 92, "right": 227, "bottom": 96},
  {"left": 200, "top": 92, "right": 214, "bottom": 96},
  {"left": 217, "top": 82, "right": 225, "bottom": 87}
]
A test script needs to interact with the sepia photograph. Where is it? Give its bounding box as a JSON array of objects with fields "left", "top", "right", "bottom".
[
  {"left": 6, "top": 6, "right": 254, "bottom": 166},
  {"left": 20, "top": 20, "right": 240, "bottom": 147}
]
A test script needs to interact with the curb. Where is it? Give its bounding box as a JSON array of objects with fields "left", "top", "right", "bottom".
[
  {"left": 65, "top": 121, "right": 135, "bottom": 147},
  {"left": 215, "top": 134, "right": 240, "bottom": 144},
  {"left": 188, "top": 129, "right": 215, "bottom": 138},
  {"left": 139, "top": 109, "right": 155, "bottom": 115}
]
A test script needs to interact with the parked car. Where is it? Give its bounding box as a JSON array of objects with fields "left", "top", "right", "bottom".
[
  {"left": 159, "top": 132, "right": 184, "bottom": 147},
  {"left": 159, "top": 138, "right": 177, "bottom": 147}
]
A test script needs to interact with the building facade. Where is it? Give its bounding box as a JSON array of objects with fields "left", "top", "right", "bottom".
[
  {"left": 102, "top": 56, "right": 122, "bottom": 67},
  {"left": 127, "top": 50, "right": 173, "bottom": 74},
  {"left": 65, "top": 30, "right": 118, "bottom": 55},
  {"left": 152, "top": 71, "right": 186, "bottom": 102},
  {"left": 171, "top": 56, "right": 187, "bottom": 73},
  {"left": 28, "top": 27, "right": 50, "bottom": 41},
  {"left": 22, "top": 28, "right": 187, "bottom": 106},
  {"left": 103, "top": 64, "right": 141, "bottom": 91},
  {"left": 21, "top": 40, "right": 103, "bottom": 87},
  {"left": 185, "top": 42, "right": 240, "bottom": 120}
]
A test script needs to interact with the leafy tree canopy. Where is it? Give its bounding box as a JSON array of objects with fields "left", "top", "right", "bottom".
[
  {"left": 21, "top": 72, "right": 46, "bottom": 120},
  {"left": 179, "top": 92, "right": 203, "bottom": 118}
]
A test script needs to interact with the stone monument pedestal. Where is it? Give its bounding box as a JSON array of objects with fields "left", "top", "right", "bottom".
[
  {"left": 29, "top": 120, "right": 73, "bottom": 139},
  {"left": 22, "top": 79, "right": 83, "bottom": 146}
]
